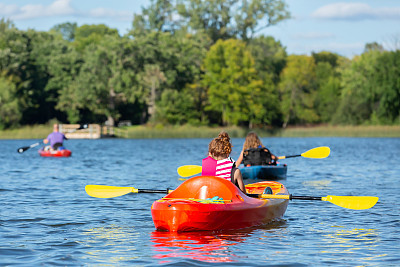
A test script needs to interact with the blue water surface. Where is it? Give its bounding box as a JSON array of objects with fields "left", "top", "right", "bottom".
[{"left": 1, "top": 137, "right": 399, "bottom": 266}]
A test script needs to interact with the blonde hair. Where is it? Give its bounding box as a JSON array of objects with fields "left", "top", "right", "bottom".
[
  {"left": 242, "top": 132, "right": 263, "bottom": 152},
  {"left": 208, "top": 131, "right": 232, "bottom": 159}
]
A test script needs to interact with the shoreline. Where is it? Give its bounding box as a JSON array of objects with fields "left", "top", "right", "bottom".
[{"left": 1, "top": 124, "right": 399, "bottom": 139}]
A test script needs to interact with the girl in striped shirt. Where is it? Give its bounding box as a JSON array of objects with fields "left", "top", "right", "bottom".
[{"left": 202, "top": 132, "right": 246, "bottom": 193}]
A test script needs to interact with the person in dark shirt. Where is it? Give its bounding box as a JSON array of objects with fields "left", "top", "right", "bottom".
[{"left": 236, "top": 132, "right": 277, "bottom": 167}]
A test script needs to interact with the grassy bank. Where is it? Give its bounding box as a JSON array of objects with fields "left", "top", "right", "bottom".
[
  {"left": 125, "top": 124, "right": 400, "bottom": 138},
  {"left": 1, "top": 124, "right": 399, "bottom": 139},
  {"left": 0, "top": 124, "right": 52, "bottom": 139},
  {"left": 123, "top": 125, "right": 249, "bottom": 139},
  {"left": 276, "top": 125, "right": 400, "bottom": 138}
]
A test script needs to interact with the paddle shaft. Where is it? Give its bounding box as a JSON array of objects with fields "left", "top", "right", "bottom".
[
  {"left": 137, "top": 189, "right": 171, "bottom": 194},
  {"left": 17, "top": 142, "right": 40, "bottom": 153},
  {"left": 247, "top": 194, "right": 322, "bottom": 201},
  {"left": 281, "top": 154, "right": 301, "bottom": 159},
  {"left": 291, "top": 195, "right": 322, "bottom": 200}
]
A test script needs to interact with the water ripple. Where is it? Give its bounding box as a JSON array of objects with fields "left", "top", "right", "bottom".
[{"left": 1, "top": 138, "right": 399, "bottom": 266}]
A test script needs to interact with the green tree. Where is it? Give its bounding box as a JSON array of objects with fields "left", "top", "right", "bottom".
[
  {"left": 73, "top": 24, "right": 120, "bottom": 52},
  {"left": 184, "top": 81, "right": 210, "bottom": 124},
  {"left": 334, "top": 51, "right": 385, "bottom": 125},
  {"left": 312, "top": 51, "right": 342, "bottom": 123},
  {"left": 248, "top": 35, "right": 287, "bottom": 84},
  {"left": 312, "top": 51, "right": 339, "bottom": 68},
  {"left": 0, "top": 22, "right": 31, "bottom": 125},
  {"left": 44, "top": 40, "right": 84, "bottom": 123},
  {"left": 138, "top": 64, "right": 166, "bottom": 121},
  {"left": 131, "top": 0, "right": 175, "bottom": 36},
  {"left": 203, "top": 39, "right": 274, "bottom": 127},
  {"left": 0, "top": 20, "right": 65, "bottom": 125},
  {"left": 364, "top": 42, "right": 384, "bottom": 53},
  {"left": 155, "top": 89, "right": 199, "bottom": 124},
  {"left": 163, "top": 30, "right": 211, "bottom": 124},
  {"left": 371, "top": 51, "right": 400, "bottom": 123},
  {"left": 51, "top": 22, "right": 77, "bottom": 41},
  {"left": 0, "top": 74, "right": 22, "bottom": 128},
  {"left": 129, "top": 29, "right": 210, "bottom": 123},
  {"left": 314, "top": 62, "right": 341, "bottom": 122},
  {"left": 176, "top": 0, "right": 290, "bottom": 42},
  {"left": 233, "top": 0, "right": 291, "bottom": 41},
  {"left": 278, "top": 55, "right": 318, "bottom": 127},
  {"left": 57, "top": 35, "right": 137, "bottom": 125},
  {"left": 133, "top": 0, "right": 290, "bottom": 43}
]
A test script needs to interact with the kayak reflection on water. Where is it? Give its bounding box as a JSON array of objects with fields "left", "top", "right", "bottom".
[
  {"left": 150, "top": 222, "right": 287, "bottom": 263},
  {"left": 151, "top": 230, "right": 244, "bottom": 263}
]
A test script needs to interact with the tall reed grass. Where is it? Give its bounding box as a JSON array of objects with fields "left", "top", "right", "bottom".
[
  {"left": 276, "top": 125, "right": 400, "bottom": 138},
  {"left": 124, "top": 125, "right": 250, "bottom": 139},
  {"left": 1, "top": 124, "right": 399, "bottom": 139},
  {"left": 0, "top": 124, "right": 52, "bottom": 139}
]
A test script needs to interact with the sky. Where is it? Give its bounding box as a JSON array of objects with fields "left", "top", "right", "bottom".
[{"left": 1, "top": 0, "right": 399, "bottom": 57}]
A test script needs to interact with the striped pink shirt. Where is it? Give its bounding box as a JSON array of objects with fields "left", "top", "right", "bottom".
[{"left": 215, "top": 158, "right": 234, "bottom": 180}]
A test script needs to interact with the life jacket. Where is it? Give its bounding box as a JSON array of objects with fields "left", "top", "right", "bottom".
[
  {"left": 201, "top": 156, "right": 239, "bottom": 187},
  {"left": 243, "top": 147, "right": 274, "bottom": 166}
]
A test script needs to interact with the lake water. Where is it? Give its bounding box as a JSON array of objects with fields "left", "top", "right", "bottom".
[{"left": 1, "top": 137, "right": 399, "bottom": 266}]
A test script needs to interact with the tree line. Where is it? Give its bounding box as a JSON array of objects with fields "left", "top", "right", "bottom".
[{"left": 0, "top": 0, "right": 399, "bottom": 130}]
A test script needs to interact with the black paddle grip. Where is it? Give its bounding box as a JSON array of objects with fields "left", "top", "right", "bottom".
[
  {"left": 290, "top": 195, "right": 322, "bottom": 201},
  {"left": 137, "top": 189, "right": 170, "bottom": 194},
  {"left": 284, "top": 154, "right": 301, "bottom": 158}
]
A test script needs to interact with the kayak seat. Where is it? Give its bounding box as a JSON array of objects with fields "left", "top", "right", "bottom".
[
  {"left": 263, "top": 187, "right": 273, "bottom": 194},
  {"left": 166, "top": 176, "right": 244, "bottom": 201}
]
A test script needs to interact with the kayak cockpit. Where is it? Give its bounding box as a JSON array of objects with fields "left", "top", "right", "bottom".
[{"left": 164, "top": 176, "right": 246, "bottom": 202}]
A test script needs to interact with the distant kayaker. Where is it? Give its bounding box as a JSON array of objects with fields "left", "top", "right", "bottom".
[
  {"left": 43, "top": 124, "right": 68, "bottom": 151},
  {"left": 202, "top": 131, "right": 246, "bottom": 193},
  {"left": 236, "top": 132, "right": 277, "bottom": 167}
]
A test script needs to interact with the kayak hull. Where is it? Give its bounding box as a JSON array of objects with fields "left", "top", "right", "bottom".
[
  {"left": 38, "top": 149, "right": 72, "bottom": 157},
  {"left": 151, "top": 176, "right": 288, "bottom": 232},
  {"left": 239, "top": 163, "right": 287, "bottom": 180}
]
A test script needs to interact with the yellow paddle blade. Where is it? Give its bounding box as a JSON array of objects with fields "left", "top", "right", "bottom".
[
  {"left": 301, "top": 146, "right": 330, "bottom": 159},
  {"left": 85, "top": 185, "right": 138, "bottom": 198},
  {"left": 323, "top": 195, "right": 379, "bottom": 210},
  {"left": 259, "top": 194, "right": 379, "bottom": 210},
  {"left": 177, "top": 165, "right": 202, "bottom": 177}
]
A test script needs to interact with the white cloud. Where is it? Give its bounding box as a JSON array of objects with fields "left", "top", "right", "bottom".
[
  {"left": 47, "top": 0, "right": 76, "bottom": 15},
  {"left": 0, "top": 0, "right": 131, "bottom": 21},
  {"left": 0, "top": 0, "right": 76, "bottom": 20},
  {"left": 312, "top": 2, "right": 400, "bottom": 21},
  {"left": 0, "top": 3, "right": 20, "bottom": 16}
]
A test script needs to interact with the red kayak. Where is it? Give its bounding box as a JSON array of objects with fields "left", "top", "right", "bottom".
[
  {"left": 151, "top": 176, "right": 289, "bottom": 232},
  {"left": 38, "top": 149, "right": 72, "bottom": 157}
]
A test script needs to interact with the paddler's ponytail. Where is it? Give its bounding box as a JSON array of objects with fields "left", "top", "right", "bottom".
[{"left": 209, "top": 131, "right": 232, "bottom": 158}]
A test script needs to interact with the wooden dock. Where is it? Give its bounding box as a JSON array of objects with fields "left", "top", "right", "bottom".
[
  {"left": 60, "top": 124, "right": 101, "bottom": 139},
  {"left": 59, "top": 124, "right": 128, "bottom": 139}
]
